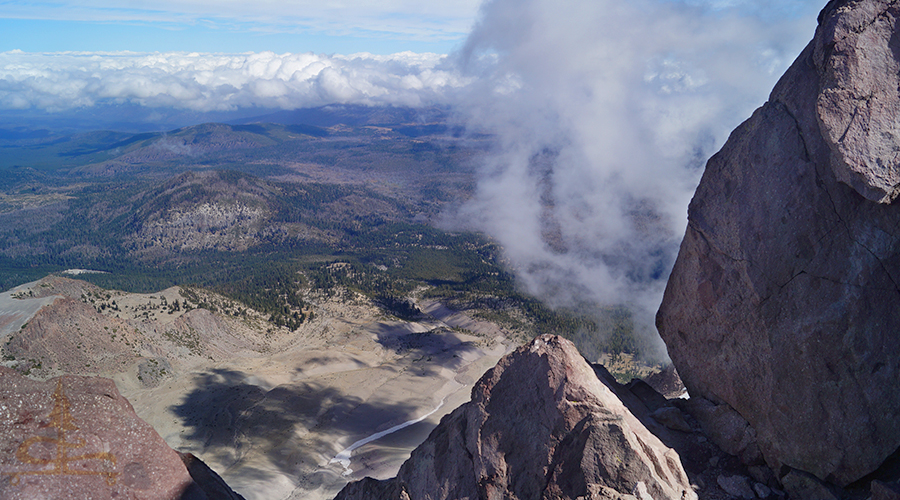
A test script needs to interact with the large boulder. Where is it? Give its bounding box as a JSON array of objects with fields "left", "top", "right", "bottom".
[
  {"left": 657, "top": 0, "right": 900, "bottom": 489},
  {"left": 335, "top": 335, "right": 697, "bottom": 500},
  {"left": 0, "top": 367, "right": 242, "bottom": 499}
]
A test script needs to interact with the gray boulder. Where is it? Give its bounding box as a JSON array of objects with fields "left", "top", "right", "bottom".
[
  {"left": 657, "top": 0, "right": 900, "bottom": 489},
  {"left": 335, "top": 335, "right": 697, "bottom": 500}
]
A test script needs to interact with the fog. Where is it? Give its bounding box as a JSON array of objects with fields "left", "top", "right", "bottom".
[
  {"left": 0, "top": 0, "right": 824, "bottom": 358},
  {"left": 448, "top": 0, "right": 820, "bottom": 359}
]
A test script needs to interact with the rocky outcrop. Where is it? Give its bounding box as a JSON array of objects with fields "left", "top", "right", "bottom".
[
  {"left": 657, "top": 0, "right": 900, "bottom": 492},
  {"left": 136, "top": 201, "right": 268, "bottom": 252},
  {"left": 335, "top": 335, "right": 697, "bottom": 500},
  {"left": 0, "top": 368, "right": 243, "bottom": 499},
  {"left": 178, "top": 452, "right": 246, "bottom": 500},
  {"left": 816, "top": 0, "right": 900, "bottom": 203}
]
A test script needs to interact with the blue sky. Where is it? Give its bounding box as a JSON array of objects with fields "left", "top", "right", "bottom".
[
  {"left": 0, "top": 1, "right": 822, "bottom": 55},
  {"left": 0, "top": 0, "right": 823, "bottom": 121},
  {"left": 0, "top": 1, "right": 481, "bottom": 54}
]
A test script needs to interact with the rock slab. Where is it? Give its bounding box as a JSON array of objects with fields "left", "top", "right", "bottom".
[
  {"left": 657, "top": 0, "right": 900, "bottom": 489},
  {"left": 335, "top": 335, "right": 697, "bottom": 500},
  {"left": 0, "top": 367, "right": 236, "bottom": 499}
]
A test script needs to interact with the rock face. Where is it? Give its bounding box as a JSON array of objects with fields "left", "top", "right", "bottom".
[
  {"left": 657, "top": 0, "right": 900, "bottom": 489},
  {"left": 335, "top": 335, "right": 697, "bottom": 500},
  {"left": 0, "top": 368, "right": 242, "bottom": 500}
]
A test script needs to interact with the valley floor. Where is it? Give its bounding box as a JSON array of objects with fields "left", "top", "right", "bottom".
[{"left": 0, "top": 277, "right": 515, "bottom": 500}]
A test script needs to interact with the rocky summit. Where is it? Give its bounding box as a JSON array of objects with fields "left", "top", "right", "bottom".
[
  {"left": 0, "top": 368, "right": 242, "bottom": 500},
  {"left": 335, "top": 335, "right": 697, "bottom": 500},
  {"left": 657, "top": 0, "right": 900, "bottom": 495}
]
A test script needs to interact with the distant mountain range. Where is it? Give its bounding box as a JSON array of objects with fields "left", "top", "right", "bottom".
[{"left": 0, "top": 103, "right": 455, "bottom": 136}]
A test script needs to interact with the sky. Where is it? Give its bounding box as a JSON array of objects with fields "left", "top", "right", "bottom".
[
  {"left": 0, "top": 0, "right": 822, "bottom": 117},
  {"left": 0, "top": 1, "right": 481, "bottom": 54},
  {"left": 0, "top": 0, "right": 826, "bottom": 357}
]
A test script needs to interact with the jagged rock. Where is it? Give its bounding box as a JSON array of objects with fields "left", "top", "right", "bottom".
[
  {"left": 780, "top": 469, "right": 840, "bottom": 500},
  {"left": 649, "top": 407, "right": 692, "bottom": 433},
  {"left": 657, "top": 0, "right": 900, "bottom": 489},
  {"left": 177, "top": 452, "right": 246, "bottom": 500},
  {"left": 675, "top": 398, "right": 762, "bottom": 465},
  {"left": 716, "top": 474, "right": 755, "bottom": 499},
  {"left": 335, "top": 335, "right": 697, "bottom": 500},
  {"left": 871, "top": 480, "right": 900, "bottom": 500},
  {"left": 0, "top": 367, "right": 239, "bottom": 500},
  {"left": 753, "top": 481, "right": 772, "bottom": 498},
  {"left": 747, "top": 464, "right": 777, "bottom": 488},
  {"left": 623, "top": 379, "right": 669, "bottom": 413},
  {"left": 643, "top": 365, "right": 686, "bottom": 399},
  {"left": 815, "top": 0, "right": 900, "bottom": 203}
]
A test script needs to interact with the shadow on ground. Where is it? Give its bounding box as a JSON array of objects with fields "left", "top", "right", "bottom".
[
  {"left": 170, "top": 366, "right": 438, "bottom": 493},
  {"left": 369, "top": 323, "right": 482, "bottom": 364}
]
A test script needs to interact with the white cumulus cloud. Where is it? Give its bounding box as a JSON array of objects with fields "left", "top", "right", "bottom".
[{"left": 0, "top": 50, "right": 470, "bottom": 113}]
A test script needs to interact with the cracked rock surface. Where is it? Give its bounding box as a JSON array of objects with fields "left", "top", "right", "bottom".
[{"left": 657, "top": 0, "right": 900, "bottom": 491}]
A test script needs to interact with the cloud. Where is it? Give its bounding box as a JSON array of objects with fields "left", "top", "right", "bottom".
[
  {"left": 0, "top": 0, "right": 825, "bottom": 360},
  {"left": 0, "top": 50, "right": 470, "bottom": 113},
  {"left": 448, "top": 0, "right": 822, "bottom": 359}
]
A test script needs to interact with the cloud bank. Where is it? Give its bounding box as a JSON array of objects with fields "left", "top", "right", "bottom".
[
  {"left": 450, "top": 0, "right": 821, "bottom": 358},
  {"left": 0, "top": 50, "right": 469, "bottom": 113}
]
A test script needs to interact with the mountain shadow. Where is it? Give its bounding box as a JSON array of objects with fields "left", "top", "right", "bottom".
[{"left": 170, "top": 367, "right": 430, "bottom": 491}]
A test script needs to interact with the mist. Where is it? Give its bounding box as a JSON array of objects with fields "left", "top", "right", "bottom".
[
  {"left": 0, "top": 0, "right": 824, "bottom": 359},
  {"left": 449, "top": 0, "right": 821, "bottom": 360}
]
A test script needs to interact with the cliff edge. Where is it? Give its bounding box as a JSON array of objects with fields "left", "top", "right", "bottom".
[{"left": 657, "top": 0, "right": 900, "bottom": 495}]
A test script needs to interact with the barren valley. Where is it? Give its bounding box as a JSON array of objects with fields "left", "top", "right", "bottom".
[
  {"left": 0, "top": 275, "right": 513, "bottom": 499},
  {"left": 0, "top": 106, "right": 656, "bottom": 500}
]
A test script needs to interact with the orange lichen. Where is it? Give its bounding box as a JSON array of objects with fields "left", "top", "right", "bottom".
[{"left": 5, "top": 379, "right": 117, "bottom": 486}]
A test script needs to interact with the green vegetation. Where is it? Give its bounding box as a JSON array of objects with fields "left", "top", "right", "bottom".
[{"left": 0, "top": 118, "right": 645, "bottom": 363}]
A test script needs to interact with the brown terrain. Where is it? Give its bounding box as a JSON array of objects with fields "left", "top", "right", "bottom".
[
  {"left": 0, "top": 368, "right": 243, "bottom": 500},
  {"left": 0, "top": 275, "right": 513, "bottom": 500},
  {"left": 10, "top": 2, "right": 900, "bottom": 499}
]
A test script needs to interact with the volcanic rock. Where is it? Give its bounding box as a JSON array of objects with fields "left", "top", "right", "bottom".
[
  {"left": 649, "top": 406, "right": 692, "bottom": 433},
  {"left": 657, "top": 0, "right": 900, "bottom": 490},
  {"left": 716, "top": 475, "right": 755, "bottom": 500},
  {"left": 335, "top": 335, "right": 697, "bottom": 500},
  {"left": 178, "top": 452, "right": 246, "bottom": 500},
  {"left": 0, "top": 367, "right": 240, "bottom": 499},
  {"left": 871, "top": 480, "right": 900, "bottom": 500}
]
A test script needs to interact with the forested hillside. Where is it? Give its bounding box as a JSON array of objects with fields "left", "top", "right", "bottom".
[{"left": 0, "top": 108, "right": 650, "bottom": 366}]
